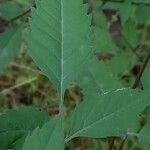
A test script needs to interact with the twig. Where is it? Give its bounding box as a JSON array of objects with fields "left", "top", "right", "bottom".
[
  {"left": 118, "top": 51, "right": 150, "bottom": 150},
  {"left": 109, "top": 137, "right": 115, "bottom": 150},
  {"left": 132, "top": 52, "right": 150, "bottom": 88},
  {"left": 118, "top": 136, "right": 127, "bottom": 150}
]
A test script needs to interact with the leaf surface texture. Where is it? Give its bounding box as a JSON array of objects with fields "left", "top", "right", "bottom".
[
  {"left": 0, "top": 107, "right": 49, "bottom": 149},
  {"left": 66, "top": 89, "right": 150, "bottom": 141},
  {"left": 28, "top": 0, "right": 92, "bottom": 97},
  {"left": 23, "top": 116, "right": 64, "bottom": 150}
]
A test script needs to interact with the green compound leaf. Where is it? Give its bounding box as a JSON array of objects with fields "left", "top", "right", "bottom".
[
  {"left": 135, "top": 5, "right": 150, "bottom": 24},
  {"left": 77, "top": 52, "right": 137, "bottom": 94},
  {"left": 138, "top": 123, "right": 150, "bottom": 150},
  {"left": 0, "top": 1, "right": 23, "bottom": 21},
  {"left": 0, "top": 27, "right": 22, "bottom": 73},
  {"left": 0, "top": 106, "right": 49, "bottom": 150},
  {"left": 122, "top": 20, "right": 138, "bottom": 49},
  {"left": 23, "top": 116, "right": 64, "bottom": 150},
  {"left": 119, "top": 0, "right": 135, "bottom": 25},
  {"left": 93, "top": 27, "right": 119, "bottom": 53},
  {"left": 65, "top": 89, "right": 150, "bottom": 142},
  {"left": 28, "top": 0, "right": 92, "bottom": 101}
]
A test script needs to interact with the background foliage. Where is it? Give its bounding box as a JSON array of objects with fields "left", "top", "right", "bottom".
[{"left": 0, "top": 0, "right": 150, "bottom": 149}]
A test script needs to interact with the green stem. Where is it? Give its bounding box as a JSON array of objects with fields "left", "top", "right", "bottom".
[{"left": 11, "top": 62, "right": 43, "bottom": 75}]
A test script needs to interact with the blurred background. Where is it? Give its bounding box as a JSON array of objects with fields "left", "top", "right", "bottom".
[{"left": 0, "top": 0, "right": 150, "bottom": 149}]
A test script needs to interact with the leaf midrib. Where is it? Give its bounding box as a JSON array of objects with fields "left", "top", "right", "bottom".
[{"left": 60, "top": 0, "right": 64, "bottom": 110}]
